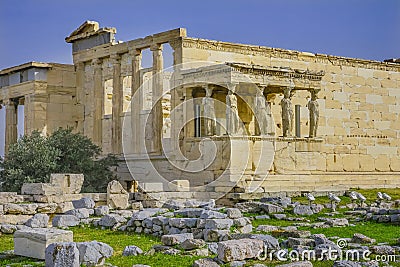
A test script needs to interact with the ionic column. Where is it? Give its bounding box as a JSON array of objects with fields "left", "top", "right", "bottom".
[
  {"left": 5, "top": 99, "right": 18, "bottom": 156},
  {"left": 150, "top": 44, "right": 163, "bottom": 155},
  {"left": 129, "top": 48, "right": 142, "bottom": 154},
  {"left": 92, "top": 58, "right": 103, "bottom": 146},
  {"left": 110, "top": 54, "right": 122, "bottom": 154}
]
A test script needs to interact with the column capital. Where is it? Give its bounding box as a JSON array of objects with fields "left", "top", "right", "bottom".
[
  {"left": 5, "top": 99, "right": 18, "bottom": 107},
  {"left": 150, "top": 43, "right": 163, "bottom": 52},
  {"left": 91, "top": 58, "right": 102, "bottom": 66},
  {"left": 169, "top": 38, "right": 181, "bottom": 50},
  {"left": 226, "top": 83, "right": 238, "bottom": 94},
  {"left": 204, "top": 84, "right": 213, "bottom": 97},
  {"left": 128, "top": 47, "right": 141, "bottom": 57},
  {"left": 110, "top": 53, "right": 121, "bottom": 65},
  {"left": 310, "top": 89, "right": 320, "bottom": 99},
  {"left": 76, "top": 61, "right": 85, "bottom": 69}
]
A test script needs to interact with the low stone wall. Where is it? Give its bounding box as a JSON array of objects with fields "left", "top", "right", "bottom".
[{"left": 0, "top": 174, "right": 129, "bottom": 225}]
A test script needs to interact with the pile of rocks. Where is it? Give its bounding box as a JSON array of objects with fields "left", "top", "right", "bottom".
[
  {"left": 46, "top": 241, "right": 113, "bottom": 266},
  {"left": 365, "top": 207, "right": 400, "bottom": 223},
  {"left": 1, "top": 190, "right": 400, "bottom": 266},
  {"left": 120, "top": 206, "right": 252, "bottom": 240}
]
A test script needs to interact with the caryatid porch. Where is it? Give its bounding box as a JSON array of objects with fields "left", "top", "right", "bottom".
[
  {"left": 172, "top": 62, "right": 325, "bottom": 140},
  {"left": 167, "top": 62, "right": 325, "bottom": 192}
]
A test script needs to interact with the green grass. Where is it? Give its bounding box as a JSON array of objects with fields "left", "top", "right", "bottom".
[
  {"left": 0, "top": 226, "right": 205, "bottom": 267},
  {"left": 302, "top": 222, "right": 400, "bottom": 245},
  {"left": 1, "top": 188, "right": 398, "bottom": 266}
]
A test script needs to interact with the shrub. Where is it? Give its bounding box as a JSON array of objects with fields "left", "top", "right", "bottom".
[{"left": 0, "top": 128, "right": 118, "bottom": 193}]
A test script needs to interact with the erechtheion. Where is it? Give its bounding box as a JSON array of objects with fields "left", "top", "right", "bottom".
[{"left": 1, "top": 21, "right": 400, "bottom": 201}]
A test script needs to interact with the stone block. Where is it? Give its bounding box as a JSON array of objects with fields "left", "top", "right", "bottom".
[
  {"left": 37, "top": 203, "right": 58, "bottom": 214},
  {"left": 139, "top": 182, "right": 164, "bottom": 192},
  {"left": 375, "top": 155, "right": 390, "bottom": 171},
  {"left": 77, "top": 241, "right": 113, "bottom": 266},
  {"left": 226, "top": 208, "right": 242, "bottom": 219},
  {"left": 107, "top": 180, "right": 127, "bottom": 194},
  {"left": 25, "top": 214, "right": 49, "bottom": 228},
  {"left": 50, "top": 174, "right": 84, "bottom": 194},
  {"left": 161, "top": 233, "right": 193, "bottom": 246},
  {"left": 167, "top": 180, "right": 190, "bottom": 192},
  {"left": 65, "top": 208, "right": 91, "bottom": 219},
  {"left": 107, "top": 194, "right": 129, "bottom": 210},
  {"left": 0, "top": 214, "right": 31, "bottom": 224},
  {"left": 0, "top": 192, "right": 25, "bottom": 203},
  {"left": 203, "top": 229, "right": 230, "bottom": 242},
  {"left": 122, "top": 245, "right": 143, "bottom": 256},
  {"left": 14, "top": 228, "right": 73, "bottom": 259},
  {"left": 205, "top": 219, "right": 233, "bottom": 230},
  {"left": 95, "top": 206, "right": 110, "bottom": 216},
  {"left": 217, "top": 238, "right": 264, "bottom": 262},
  {"left": 56, "top": 202, "right": 75, "bottom": 213},
  {"left": 45, "top": 242, "right": 80, "bottom": 267},
  {"left": 81, "top": 193, "right": 107, "bottom": 202},
  {"left": 98, "top": 214, "right": 127, "bottom": 227},
  {"left": 72, "top": 197, "right": 95, "bottom": 209},
  {"left": 52, "top": 215, "right": 80, "bottom": 227},
  {"left": 193, "top": 258, "right": 220, "bottom": 267},
  {"left": 21, "top": 183, "right": 62, "bottom": 196}
]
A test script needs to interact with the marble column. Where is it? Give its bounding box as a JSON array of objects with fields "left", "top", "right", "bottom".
[
  {"left": 129, "top": 48, "right": 142, "bottom": 154},
  {"left": 92, "top": 58, "right": 103, "bottom": 146},
  {"left": 150, "top": 44, "right": 163, "bottom": 155},
  {"left": 5, "top": 99, "right": 18, "bottom": 156},
  {"left": 75, "top": 62, "right": 85, "bottom": 133},
  {"left": 110, "top": 54, "right": 122, "bottom": 154}
]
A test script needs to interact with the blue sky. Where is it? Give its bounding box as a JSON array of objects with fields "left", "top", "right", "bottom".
[
  {"left": 0, "top": 0, "right": 399, "bottom": 69},
  {"left": 0, "top": 0, "right": 399, "bottom": 156}
]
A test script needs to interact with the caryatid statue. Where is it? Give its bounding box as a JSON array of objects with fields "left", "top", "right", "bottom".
[
  {"left": 255, "top": 89, "right": 269, "bottom": 136},
  {"left": 202, "top": 86, "right": 216, "bottom": 136},
  {"left": 281, "top": 87, "right": 294, "bottom": 137},
  {"left": 226, "top": 90, "right": 239, "bottom": 135},
  {"left": 308, "top": 90, "right": 319, "bottom": 138}
]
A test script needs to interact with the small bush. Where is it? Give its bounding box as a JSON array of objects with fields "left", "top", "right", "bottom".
[{"left": 0, "top": 128, "right": 118, "bottom": 193}]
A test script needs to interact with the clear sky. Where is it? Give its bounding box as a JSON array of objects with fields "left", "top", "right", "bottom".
[
  {"left": 0, "top": 0, "right": 399, "bottom": 156},
  {"left": 0, "top": 0, "right": 399, "bottom": 70}
]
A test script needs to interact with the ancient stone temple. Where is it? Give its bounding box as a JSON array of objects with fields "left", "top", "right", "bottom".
[{"left": 1, "top": 21, "right": 400, "bottom": 201}]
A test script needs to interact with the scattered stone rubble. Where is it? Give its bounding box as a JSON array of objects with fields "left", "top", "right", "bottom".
[{"left": 0, "top": 176, "right": 399, "bottom": 266}]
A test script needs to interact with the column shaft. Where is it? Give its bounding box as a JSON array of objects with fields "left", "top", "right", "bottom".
[
  {"left": 92, "top": 58, "right": 103, "bottom": 146},
  {"left": 130, "top": 48, "right": 142, "bottom": 154},
  {"left": 111, "top": 54, "right": 122, "bottom": 154},
  {"left": 75, "top": 62, "right": 85, "bottom": 133},
  {"left": 150, "top": 44, "right": 163, "bottom": 154},
  {"left": 5, "top": 100, "right": 18, "bottom": 156}
]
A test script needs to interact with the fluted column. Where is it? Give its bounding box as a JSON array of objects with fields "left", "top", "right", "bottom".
[
  {"left": 129, "top": 48, "right": 142, "bottom": 154},
  {"left": 5, "top": 99, "right": 18, "bottom": 156},
  {"left": 110, "top": 54, "right": 122, "bottom": 154},
  {"left": 92, "top": 58, "right": 103, "bottom": 146},
  {"left": 150, "top": 44, "right": 163, "bottom": 155}
]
